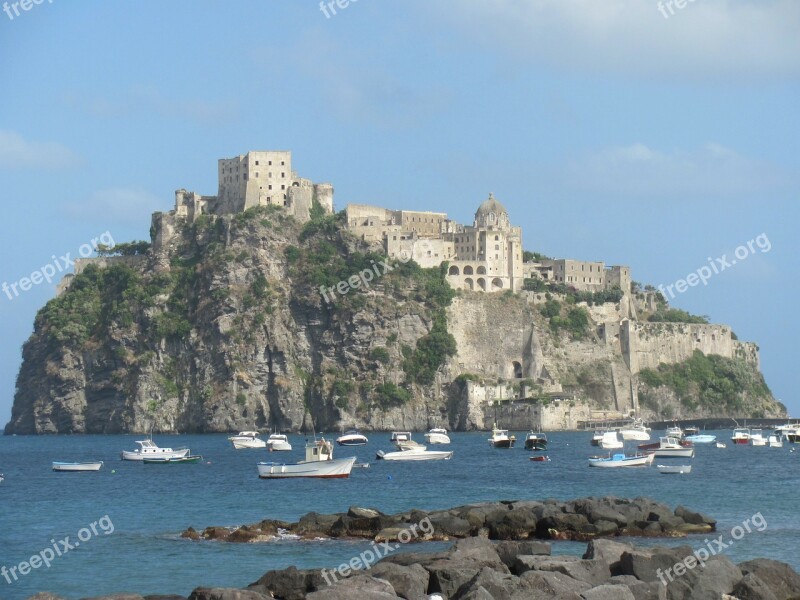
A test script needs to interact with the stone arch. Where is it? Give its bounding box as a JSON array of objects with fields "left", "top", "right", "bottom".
[
  {"left": 464, "top": 265, "right": 474, "bottom": 275},
  {"left": 477, "top": 265, "right": 487, "bottom": 275},
  {"left": 464, "top": 277, "right": 474, "bottom": 290},
  {"left": 477, "top": 277, "right": 487, "bottom": 291},
  {"left": 491, "top": 277, "right": 504, "bottom": 290},
  {"left": 512, "top": 361, "right": 523, "bottom": 379},
  {"left": 448, "top": 265, "right": 460, "bottom": 276}
]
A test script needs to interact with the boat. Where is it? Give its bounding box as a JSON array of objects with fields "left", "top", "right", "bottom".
[
  {"left": 590, "top": 431, "right": 604, "bottom": 446},
  {"left": 424, "top": 428, "right": 451, "bottom": 445},
  {"left": 715, "top": 441, "right": 727, "bottom": 448},
  {"left": 683, "top": 426, "right": 700, "bottom": 436},
  {"left": 376, "top": 448, "right": 453, "bottom": 461},
  {"left": 598, "top": 431, "right": 624, "bottom": 450},
  {"left": 143, "top": 455, "right": 203, "bottom": 464},
  {"left": 650, "top": 437, "right": 695, "bottom": 458},
  {"left": 529, "top": 455, "right": 550, "bottom": 462},
  {"left": 52, "top": 461, "right": 104, "bottom": 472},
  {"left": 731, "top": 428, "right": 751, "bottom": 445},
  {"left": 336, "top": 429, "right": 369, "bottom": 446},
  {"left": 750, "top": 429, "right": 767, "bottom": 446},
  {"left": 121, "top": 438, "right": 190, "bottom": 461},
  {"left": 775, "top": 423, "right": 800, "bottom": 442},
  {"left": 684, "top": 434, "right": 717, "bottom": 444},
  {"left": 0, "top": 474, "right": 3, "bottom": 483},
  {"left": 524, "top": 431, "right": 548, "bottom": 451},
  {"left": 619, "top": 419, "right": 651, "bottom": 441},
  {"left": 588, "top": 453, "right": 654, "bottom": 468},
  {"left": 266, "top": 433, "right": 292, "bottom": 452},
  {"left": 396, "top": 439, "right": 427, "bottom": 452},
  {"left": 488, "top": 424, "right": 516, "bottom": 448},
  {"left": 390, "top": 431, "right": 412, "bottom": 443},
  {"left": 666, "top": 424, "right": 683, "bottom": 439},
  {"left": 638, "top": 438, "right": 693, "bottom": 451},
  {"left": 257, "top": 438, "right": 356, "bottom": 479},
  {"left": 228, "top": 431, "right": 267, "bottom": 449},
  {"left": 657, "top": 464, "right": 692, "bottom": 474},
  {"left": 768, "top": 435, "right": 784, "bottom": 448}
]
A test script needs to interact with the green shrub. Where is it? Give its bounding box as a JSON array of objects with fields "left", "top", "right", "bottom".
[
  {"left": 374, "top": 382, "right": 411, "bottom": 408},
  {"left": 648, "top": 308, "right": 710, "bottom": 324},
  {"left": 370, "top": 347, "right": 391, "bottom": 364}
]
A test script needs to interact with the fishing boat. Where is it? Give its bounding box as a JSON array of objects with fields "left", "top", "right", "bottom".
[
  {"left": 488, "top": 424, "right": 516, "bottom": 448},
  {"left": 424, "top": 428, "right": 451, "bottom": 445},
  {"left": 588, "top": 453, "right": 654, "bottom": 468},
  {"left": 121, "top": 438, "right": 190, "bottom": 461},
  {"left": 524, "top": 431, "right": 548, "bottom": 451},
  {"left": 666, "top": 424, "right": 683, "bottom": 439},
  {"left": 376, "top": 448, "right": 453, "bottom": 461},
  {"left": 52, "top": 461, "right": 104, "bottom": 472},
  {"left": 731, "top": 428, "right": 751, "bottom": 445},
  {"left": 266, "top": 433, "right": 292, "bottom": 452},
  {"left": 768, "top": 434, "right": 784, "bottom": 448},
  {"left": 619, "top": 419, "right": 651, "bottom": 441},
  {"left": 684, "top": 434, "right": 717, "bottom": 444},
  {"left": 750, "top": 429, "right": 767, "bottom": 446},
  {"left": 143, "top": 455, "right": 203, "bottom": 464},
  {"left": 683, "top": 426, "right": 700, "bottom": 436},
  {"left": 590, "top": 431, "right": 604, "bottom": 446},
  {"left": 257, "top": 438, "right": 355, "bottom": 479},
  {"left": 598, "top": 431, "right": 624, "bottom": 450},
  {"left": 336, "top": 429, "right": 369, "bottom": 446},
  {"left": 650, "top": 437, "right": 695, "bottom": 458},
  {"left": 657, "top": 464, "right": 692, "bottom": 474},
  {"left": 228, "top": 431, "right": 267, "bottom": 449}
]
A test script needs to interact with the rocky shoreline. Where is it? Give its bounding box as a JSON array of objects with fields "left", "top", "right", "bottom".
[{"left": 27, "top": 497, "right": 800, "bottom": 599}]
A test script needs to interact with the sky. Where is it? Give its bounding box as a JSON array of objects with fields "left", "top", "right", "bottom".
[{"left": 0, "top": 0, "right": 798, "bottom": 423}]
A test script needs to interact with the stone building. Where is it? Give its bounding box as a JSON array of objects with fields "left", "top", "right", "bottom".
[{"left": 523, "top": 259, "right": 632, "bottom": 293}]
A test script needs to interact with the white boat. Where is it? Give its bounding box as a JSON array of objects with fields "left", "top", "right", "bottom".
[
  {"left": 376, "top": 448, "right": 453, "bottom": 461},
  {"left": 266, "top": 434, "right": 292, "bottom": 452},
  {"left": 121, "top": 439, "right": 190, "bottom": 461},
  {"left": 657, "top": 464, "right": 692, "bottom": 474},
  {"left": 731, "top": 428, "right": 751, "bottom": 445},
  {"left": 588, "top": 453, "right": 654, "bottom": 468},
  {"left": 590, "top": 431, "right": 604, "bottom": 446},
  {"left": 488, "top": 424, "right": 516, "bottom": 448},
  {"left": 619, "top": 419, "right": 651, "bottom": 441},
  {"left": 396, "top": 439, "right": 427, "bottom": 452},
  {"left": 715, "top": 441, "right": 727, "bottom": 448},
  {"left": 524, "top": 431, "right": 548, "bottom": 451},
  {"left": 775, "top": 423, "right": 800, "bottom": 442},
  {"left": 390, "top": 431, "right": 412, "bottom": 443},
  {"left": 336, "top": 429, "right": 368, "bottom": 446},
  {"left": 750, "top": 429, "right": 767, "bottom": 446},
  {"left": 768, "top": 435, "right": 784, "bottom": 448},
  {"left": 651, "top": 437, "right": 695, "bottom": 458},
  {"left": 666, "top": 425, "right": 683, "bottom": 438},
  {"left": 598, "top": 431, "right": 624, "bottom": 450},
  {"left": 257, "top": 438, "right": 355, "bottom": 478},
  {"left": 424, "top": 428, "right": 451, "bottom": 445},
  {"left": 684, "top": 434, "right": 716, "bottom": 444},
  {"left": 228, "top": 431, "right": 267, "bottom": 449},
  {"left": 52, "top": 461, "right": 104, "bottom": 472}
]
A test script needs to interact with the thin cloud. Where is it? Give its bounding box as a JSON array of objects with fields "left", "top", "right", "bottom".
[
  {"left": 0, "top": 130, "right": 82, "bottom": 170},
  {"left": 62, "top": 188, "right": 163, "bottom": 226}
]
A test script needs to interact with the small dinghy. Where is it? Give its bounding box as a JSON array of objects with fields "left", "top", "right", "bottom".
[
  {"left": 143, "top": 455, "right": 203, "bottom": 464},
  {"left": 52, "top": 461, "right": 104, "bottom": 472},
  {"left": 529, "top": 455, "right": 550, "bottom": 462},
  {"left": 657, "top": 464, "right": 692, "bottom": 474}
]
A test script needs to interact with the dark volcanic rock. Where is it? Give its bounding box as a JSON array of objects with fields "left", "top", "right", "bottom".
[
  {"left": 495, "top": 540, "right": 551, "bottom": 570},
  {"left": 305, "top": 574, "right": 397, "bottom": 599},
  {"left": 739, "top": 558, "right": 800, "bottom": 600},
  {"left": 188, "top": 590, "right": 271, "bottom": 600},
  {"left": 369, "top": 562, "right": 429, "bottom": 600},
  {"left": 248, "top": 565, "right": 327, "bottom": 600},
  {"left": 732, "top": 573, "right": 780, "bottom": 600}
]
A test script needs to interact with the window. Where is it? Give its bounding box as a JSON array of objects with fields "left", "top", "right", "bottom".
[
  {"left": 255, "top": 161, "right": 259, "bottom": 166},
  {"left": 281, "top": 172, "right": 285, "bottom": 178},
  {"left": 281, "top": 161, "right": 285, "bottom": 166},
  {"left": 255, "top": 173, "right": 259, "bottom": 178},
  {"left": 268, "top": 185, "right": 272, "bottom": 190},
  {"left": 281, "top": 184, "right": 285, "bottom": 190},
  {"left": 268, "top": 160, "right": 272, "bottom": 166}
]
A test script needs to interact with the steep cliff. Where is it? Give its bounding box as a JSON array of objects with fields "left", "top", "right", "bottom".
[{"left": 4, "top": 207, "right": 784, "bottom": 434}]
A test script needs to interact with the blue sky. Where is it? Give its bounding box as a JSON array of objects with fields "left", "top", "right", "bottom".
[{"left": 1, "top": 0, "right": 798, "bottom": 422}]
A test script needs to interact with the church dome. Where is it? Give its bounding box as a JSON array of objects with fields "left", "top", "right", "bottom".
[{"left": 474, "top": 193, "right": 510, "bottom": 229}]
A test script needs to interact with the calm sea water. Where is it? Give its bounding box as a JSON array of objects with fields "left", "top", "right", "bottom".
[{"left": 0, "top": 430, "right": 798, "bottom": 599}]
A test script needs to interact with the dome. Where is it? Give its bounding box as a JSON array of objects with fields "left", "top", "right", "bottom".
[{"left": 474, "top": 193, "right": 510, "bottom": 229}]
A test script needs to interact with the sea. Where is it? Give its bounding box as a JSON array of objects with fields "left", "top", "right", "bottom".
[{"left": 0, "top": 430, "right": 798, "bottom": 600}]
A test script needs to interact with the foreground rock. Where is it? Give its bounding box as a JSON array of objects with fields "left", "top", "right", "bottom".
[{"left": 181, "top": 497, "right": 717, "bottom": 544}]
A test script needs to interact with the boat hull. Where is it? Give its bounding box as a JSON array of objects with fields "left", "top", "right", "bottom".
[
  {"left": 684, "top": 435, "right": 716, "bottom": 444},
  {"left": 144, "top": 455, "right": 203, "bottom": 464},
  {"left": 257, "top": 456, "right": 356, "bottom": 478},
  {"left": 376, "top": 450, "right": 453, "bottom": 461},
  {"left": 588, "top": 454, "right": 653, "bottom": 468},
  {"left": 652, "top": 448, "right": 695, "bottom": 458},
  {"left": 52, "top": 462, "right": 103, "bottom": 472},
  {"left": 491, "top": 440, "right": 515, "bottom": 449},
  {"left": 657, "top": 464, "right": 692, "bottom": 474},
  {"left": 731, "top": 438, "right": 749, "bottom": 445},
  {"left": 230, "top": 438, "right": 267, "bottom": 449},
  {"left": 424, "top": 434, "right": 451, "bottom": 444},
  {"left": 336, "top": 437, "right": 368, "bottom": 446},
  {"left": 619, "top": 430, "right": 651, "bottom": 441},
  {"left": 121, "top": 448, "right": 190, "bottom": 461},
  {"left": 524, "top": 440, "right": 548, "bottom": 451},
  {"left": 267, "top": 443, "right": 292, "bottom": 452}
]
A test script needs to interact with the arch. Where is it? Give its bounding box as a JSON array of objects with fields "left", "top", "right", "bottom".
[
  {"left": 491, "top": 277, "right": 504, "bottom": 290},
  {"left": 477, "top": 277, "right": 487, "bottom": 291},
  {"left": 512, "top": 361, "right": 523, "bottom": 379},
  {"left": 463, "top": 265, "right": 474, "bottom": 275},
  {"left": 448, "top": 265, "right": 460, "bottom": 276},
  {"left": 464, "top": 277, "right": 474, "bottom": 290},
  {"left": 477, "top": 265, "right": 487, "bottom": 275}
]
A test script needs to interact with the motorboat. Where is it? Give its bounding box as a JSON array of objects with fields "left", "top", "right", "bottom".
[
  {"left": 266, "top": 434, "right": 292, "bottom": 452},
  {"left": 639, "top": 438, "right": 692, "bottom": 451},
  {"left": 775, "top": 423, "right": 800, "bottom": 442},
  {"left": 768, "top": 435, "right": 784, "bottom": 448},
  {"left": 684, "top": 434, "right": 717, "bottom": 444},
  {"left": 750, "top": 429, "right": 766, "bottom": 446},
  {"left": 657, "top": 464, "right": 692, "bottom": 474},
  {"left": 336, "top": 429, "right": 369, "bottom": 446},
  {"left": 666, "top": 424, "right": 683, "bottom": 439},
  {"left": 390, "top": 431, "right": 412, "bottom": 443},
  {"left": 228, "top": 431, "right": 267, "bottom": 449},
  {"left": 588, "top": 453, "right": 654, "bottom": 468},
  {"left": 529, "top": 455, "right": 550, "bottom": 462},
  {"left": 650, "top": 437, "right": 695, "bottom": 458},
  {"left": 731, "top": 428, "right": 751, "bottom": 445},
  {"left": 619, "top": 419, "right": 651, "bottom": 441},
  {"left": 488, "top": 424, "right": 516, "bottom": 448},
  {"left": 121, "top": 438, "right": 190, "bottom": 461},
  {"left": 590, "top": 431, "right": 604, "bottom": 446},
  {"left": 396, "top": 439, "right": 427, "bottom": 452},
  {"left": 143, "top": 455, "right": 203, "bottom": 464},
  {"left": 257, "top": 438, "right": 356, "bottom": 479},
  {"left": 424, "top": 428, "right": 451, "bottom": 445},
  {"left": 598, "top": 431, "right": 624, "bottom": 450},
  {"left": 683, "top": 426, "right": 700, "bottom": 436},
  {"left": 52, "top": 461, "right": 103, "bottom": 472},
  {"left": 524, "top": 431, "right": 548, "bottom": 451},
  {"left": 376, "top": 448, "right": 453, "bottom": 461}
]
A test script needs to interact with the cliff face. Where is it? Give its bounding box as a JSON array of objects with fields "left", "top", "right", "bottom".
[{"left": 4, "top": 208, "right": 784, "bottom": 434}]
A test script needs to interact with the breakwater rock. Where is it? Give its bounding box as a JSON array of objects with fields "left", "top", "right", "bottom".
[{"left": 180, "top": 497, "right": 717, "bottom": 544}]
